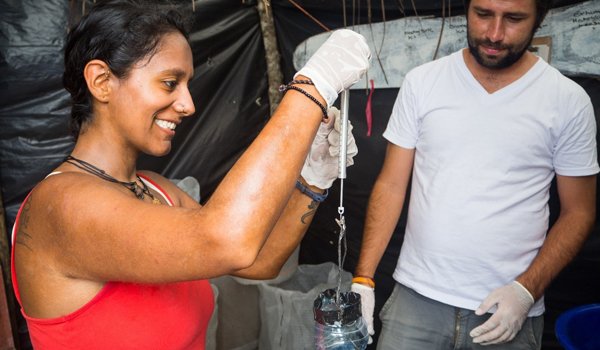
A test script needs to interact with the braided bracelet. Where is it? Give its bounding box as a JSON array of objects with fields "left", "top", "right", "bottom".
[
  {"left": 279, "top": 80, "right": 328, "bottom": 121},
  {"left": 295, "top": 180, "right": 328, "bottom": 202}
]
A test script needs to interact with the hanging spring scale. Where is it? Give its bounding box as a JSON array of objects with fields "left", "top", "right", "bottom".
[{"left": 335, "top": 89, "right": 350, "bottom": 306}]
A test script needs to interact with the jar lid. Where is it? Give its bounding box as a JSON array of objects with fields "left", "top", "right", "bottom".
[{"left": 313, "top": 288, "right": 362, "bottom": 325}]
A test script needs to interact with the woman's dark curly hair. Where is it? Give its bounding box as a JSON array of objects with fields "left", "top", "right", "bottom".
[{"left": 63, "top": 0, "right": 191, "bottom": 138}]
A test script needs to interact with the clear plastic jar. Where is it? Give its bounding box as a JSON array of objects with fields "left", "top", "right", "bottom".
[{"left": 314, "top": 289, "right": 369, "bottom": 350}]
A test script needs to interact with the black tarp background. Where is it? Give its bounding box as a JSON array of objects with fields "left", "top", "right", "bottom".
[{"left": 0, "top": 0, "right": 598, "bottom": 349}]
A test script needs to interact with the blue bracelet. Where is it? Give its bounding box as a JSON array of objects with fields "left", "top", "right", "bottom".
[{"left": 295, "top": 180, "right": 328, "bottom": 202}]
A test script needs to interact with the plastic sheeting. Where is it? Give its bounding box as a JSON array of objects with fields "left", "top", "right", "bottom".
[{"left": 0, "top": 0, "right": 72, "bottom": 228}]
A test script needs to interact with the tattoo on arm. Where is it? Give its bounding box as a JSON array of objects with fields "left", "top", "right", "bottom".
[
  {"left": 16, "top": 230, "right": 33, "bottom": 252},
  {"left": 301, "top": 200, "right": 319, "bottom": 224},
  {"left": 16, "top": 196, "right": 34, "bottom": 252}
]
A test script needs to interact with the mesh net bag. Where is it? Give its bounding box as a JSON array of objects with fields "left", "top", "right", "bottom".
[{"left": 257, "top": 262, "right": 352, "bottom": 350}]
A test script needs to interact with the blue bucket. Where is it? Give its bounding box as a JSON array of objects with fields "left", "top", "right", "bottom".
[{"left": 555, "top": 303, "right": 600, "bottom": 350}]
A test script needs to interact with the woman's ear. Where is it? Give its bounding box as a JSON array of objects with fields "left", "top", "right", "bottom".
[{"left": 83, "top": 59, "right": 112, "bottom": 102}]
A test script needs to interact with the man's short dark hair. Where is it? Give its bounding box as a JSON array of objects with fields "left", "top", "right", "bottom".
[{"left": 465, "top": 0, "right": 553, "bottom": 30}]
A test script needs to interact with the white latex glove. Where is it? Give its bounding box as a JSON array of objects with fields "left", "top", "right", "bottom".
[
  {"left": 351, "top": 283, "right": 375, "bottom": 345},
  {"left": 295, "top": 29, "right": 371, "bottom": 107},
  {"left": 470, "top": 281, "right": 535, "bottom": 345},
  {"left": 328, "top": 107, "right": 358, "bottom": 162},
  {"left": 301, "top": 107, "right": 358, "bottom": 189}
]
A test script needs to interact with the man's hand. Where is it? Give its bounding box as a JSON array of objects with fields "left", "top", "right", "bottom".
[
  {"left": 351, "top": 282, "right": 375, "bottom": 344},
  {"left": 295, "top": 29, "right": 371, "bottom": 107},
  {"left": 470, "top": 281, "right": 535, "bottom": 345},
  {"left": 301, "top": 107, "right": 358, "bottom": 189}
]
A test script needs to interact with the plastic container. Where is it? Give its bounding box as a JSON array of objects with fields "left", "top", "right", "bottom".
[
  {"left": 314, "top": 288, "right": 369, "bottom": 350},
  {"left": 555, "top": 303, "right": 600, "bottom": 350},
  {"left": 257, "top": 263, "right": 353, "bottom": 350}
]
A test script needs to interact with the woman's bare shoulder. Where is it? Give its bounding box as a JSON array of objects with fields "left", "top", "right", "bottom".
[{"left": 137, "top": 170, "right": 201, "bottom": 208}]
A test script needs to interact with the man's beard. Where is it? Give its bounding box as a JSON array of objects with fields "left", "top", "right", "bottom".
[{"left": 467, "top": 32, "right": 534, "bottom": 69}]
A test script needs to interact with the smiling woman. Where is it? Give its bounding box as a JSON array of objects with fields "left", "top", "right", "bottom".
[
  {"left": 100, "top": 31, "right": 195, "bottom": 157},
  {"left": 9, "top": 0, "right": 370, "bottom": 349}
]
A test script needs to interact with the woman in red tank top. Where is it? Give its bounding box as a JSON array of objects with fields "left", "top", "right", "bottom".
[{"left": 10, "top": 0, "right": 369, "bottom": 348}]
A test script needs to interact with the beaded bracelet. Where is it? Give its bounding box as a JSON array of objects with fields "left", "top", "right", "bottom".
[
  {"left": 352, "top": 276, "right": 375, "bottom": 288},
  {"left": 295, "top": 180, "right": 328, "bottom": 202},
  {"left": 279, "top": 80, "right": 328, "bottom": 121},
  {"left": 287, "top": 79, "right": 314, "bottom": 85}
]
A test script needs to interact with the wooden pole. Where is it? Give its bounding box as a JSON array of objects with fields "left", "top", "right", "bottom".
[{"left": 257, "top": 0, "right": 284, "bottom": 115}]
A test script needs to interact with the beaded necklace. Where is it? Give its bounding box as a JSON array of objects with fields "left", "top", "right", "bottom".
[{"left": 65, "top": 155, "right": 161, "bottom": 205}]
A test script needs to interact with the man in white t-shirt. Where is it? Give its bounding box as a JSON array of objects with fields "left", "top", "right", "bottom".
[{"left": 351, "top": 0, "right": 598, "bottom": 349}]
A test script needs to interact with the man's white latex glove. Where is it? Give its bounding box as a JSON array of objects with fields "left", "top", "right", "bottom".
[
  {"left": 470, "top": 281, "right": 535, "bottom": 345},
  {"left": 351, "top": 282, "right": 375, "bottom": 344},
  {"left": 295, "top": 29, "right": 371, "bottom": 107},
  {"left": 301, "top": 107, "right": 358, "bottom": 189}
]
